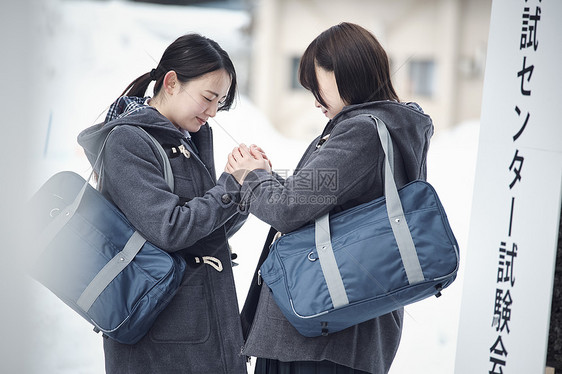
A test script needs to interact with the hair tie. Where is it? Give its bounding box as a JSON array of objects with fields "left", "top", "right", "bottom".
[{"left": 149, "top": 68, "right": 158, "bottom": 81}]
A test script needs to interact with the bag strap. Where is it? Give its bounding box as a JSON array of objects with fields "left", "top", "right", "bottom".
[
  {"left": 368, "top": 115, "right": 424, "bottom": 284},
  {"left": 99, "top": 127, "right": 174, "bottom": 191},
  {"left": 75, "top": 126, "right": 176, "bottom": 313},
  {"left": 314, "top": 115, "right": 424, "bottom": 309},
  {"left": 137, "top": 127, "right": 174, "bottom": 191},
  {"left": 77, "top": 230, "right": 147, "bottom": 312},
  {"left": 315, "top": 214, "right": 349, "bottom": 308}
]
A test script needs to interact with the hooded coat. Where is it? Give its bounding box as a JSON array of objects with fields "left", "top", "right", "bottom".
[
  {"left": 77, "top": 97, "right": 248, "bottom": 374},
  {"left": 239, "top": 100, "right": 433, "bottom": 374}
]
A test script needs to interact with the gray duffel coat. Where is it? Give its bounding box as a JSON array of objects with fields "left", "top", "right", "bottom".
[
  {"left": 240, "top": 100, "right": 433, "bottom": 374},
  {"left": 78, "top": 98, "right": 248, "bottom": 374}
]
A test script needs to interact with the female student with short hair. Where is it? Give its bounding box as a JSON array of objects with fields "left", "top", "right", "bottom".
[{"left": 229, "top": 22, "right": 434, "bottom": 374}]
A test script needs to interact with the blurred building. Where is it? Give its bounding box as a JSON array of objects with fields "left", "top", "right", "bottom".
[
  {"left": 131, "top": 0, "right": 245, "bottom": 8},
  {"left": 247, "top": 0, "right": 492, "bottom": 139}
]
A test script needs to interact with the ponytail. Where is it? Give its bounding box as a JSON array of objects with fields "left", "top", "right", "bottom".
[
  {"left": 115, "top": 34, "right": 237, "bottom": 111},
  {"left": 118, "top": 67, "right": 165, "bottom": 99}
]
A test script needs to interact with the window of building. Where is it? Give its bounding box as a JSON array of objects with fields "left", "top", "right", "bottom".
[
  {"left": 408, "top": 59, "right": 436, "bottom": 97},
  {"left": 290, "top": 56, "right": 304, "bottom": 90}
]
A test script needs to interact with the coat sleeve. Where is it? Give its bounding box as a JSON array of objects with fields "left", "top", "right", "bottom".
[
  {"left": 101, "top": 126, "right": 244, "bottom": 252},
  {"left": 239, "top": 117, "right": 381, "bottom": 233},
  {"left": 223, "top": 212, "right": 248, "bottom": 239}
]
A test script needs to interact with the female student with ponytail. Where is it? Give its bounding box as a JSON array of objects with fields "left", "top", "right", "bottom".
[{"left": 78, "top": 33, "right": 265, "bottom": 374}]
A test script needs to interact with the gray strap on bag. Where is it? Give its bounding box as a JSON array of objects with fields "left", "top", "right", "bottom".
[
  {"left": 77, "top": 127, "right": 174, "bottom": 313},
  {"left": 98, "top": 127, "right": 173, "bottom": 192},
  {"left": 371, "top": 115, "right": 424, "bottom": 284},
  {"left": 40, "top": 126, "right": 174, "bottom": 313},
  {"left": 315, "top": 214, "right": 349, "bottom": 308},
  {"left": 314, "top": 114, "right": 424, "bottom": 310},
  {"left": 138, "top": 127, "right": 173, "bottom": 189},
  {"left": 77, "top": 230, "right": 147, "bottom": 311}
]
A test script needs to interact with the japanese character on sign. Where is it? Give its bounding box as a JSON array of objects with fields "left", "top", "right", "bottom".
[
  {"left": 517, "top": 56, "right": 534, "bottom": 96},
  {"left": 489, "top": 335, "right": 508, "bottom": 374},
  {"left": 508, "top": 149, "right": 524, "bottom": 189},
  {"left": 513, "top": 106, "right": 530, "bottom": 141},
  {"left": 520, "top": 5, "right": 541, "bottom": 50},
  {"left": 497, "top": 241, "right": 517, "bottom": 286},
  {"left": 492, "top": 288, "right": 513, "bottom": 333}
]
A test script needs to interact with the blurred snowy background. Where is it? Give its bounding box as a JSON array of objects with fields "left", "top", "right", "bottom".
[{"left": 8, "top": 0, "right": 483, "bottom": 372}]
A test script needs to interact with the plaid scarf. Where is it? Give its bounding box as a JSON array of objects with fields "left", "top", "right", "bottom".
[
  {"left": 104, "top": 96, "right": 195, "bottom": 145},
  {"left": 105, "top": 96, "right": 150, "bottom": 123}
]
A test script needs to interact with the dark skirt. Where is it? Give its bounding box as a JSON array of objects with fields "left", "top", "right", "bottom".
[{"left": 254, "top": 358, "right": 371, "bottom": 374}]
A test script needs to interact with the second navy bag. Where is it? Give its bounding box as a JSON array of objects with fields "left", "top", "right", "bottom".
[{"left": 259, "top": 115, "right": 459, "bottom": 337}]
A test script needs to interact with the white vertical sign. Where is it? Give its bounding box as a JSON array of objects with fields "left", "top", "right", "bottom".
[{"left": 455, "top": 0, "right": 562, "bottom": 373}]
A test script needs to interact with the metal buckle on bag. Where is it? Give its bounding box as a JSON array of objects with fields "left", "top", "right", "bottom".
[{"left": 307, "top": 251, "right": 318, "bottom": 262}]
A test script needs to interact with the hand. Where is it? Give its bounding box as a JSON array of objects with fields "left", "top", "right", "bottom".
[
  {"left": 249, "top": 144, "right": 273, "bottom": 169},
  {"left": 224, "top": 143, "right": 272, "bottom": 184}
]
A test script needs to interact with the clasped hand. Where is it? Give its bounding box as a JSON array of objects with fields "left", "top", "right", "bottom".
[{"left": 224, "top": 143, "right": 272, "bottom": 184}]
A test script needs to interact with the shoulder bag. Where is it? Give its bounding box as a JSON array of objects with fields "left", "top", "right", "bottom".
[
  {"left": 259, "top": 115, "right": 460, "bottom": 337},
  {"left": 29, "top": 126, "right": 186, "bottom": 344}
]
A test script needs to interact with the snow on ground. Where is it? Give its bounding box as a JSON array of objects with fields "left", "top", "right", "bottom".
[{"left": 26, "top": 1, "right": 479, "bottom": 372}]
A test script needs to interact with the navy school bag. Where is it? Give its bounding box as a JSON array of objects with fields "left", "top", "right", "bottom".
[
  {"left": 29, "top": 127, "right": 186, "bottom": 344},
  {"left": 259, "top": 115, "right": 459, "bottom": 337}
]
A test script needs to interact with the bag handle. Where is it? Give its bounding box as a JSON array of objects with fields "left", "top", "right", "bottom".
[
  {"left": 314, "top": 115, "right": 424, "bottom": 309},
  {"left": 369, "top": 115, "right": 424, "bottom": 284},
  {"left": 38, "top": 127, "right": 173, "bottom": 248}
]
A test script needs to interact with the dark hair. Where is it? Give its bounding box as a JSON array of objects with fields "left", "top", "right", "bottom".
[
  {"left": 299, "top": 22, "right": 399, "bottom": 108},
  {"left": 120, "top": 33, "right": 237, "bottom": 111}
]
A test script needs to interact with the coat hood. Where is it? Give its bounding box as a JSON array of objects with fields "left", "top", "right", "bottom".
[
  {"left": 326, "top": 100, "right": 434, "bottom": 177},
  {"left": 326, "top": 100, "right": 433, "bottom": 146},
  {"left": 77, "top": 96, "right": 183, "bottom": 169}
]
